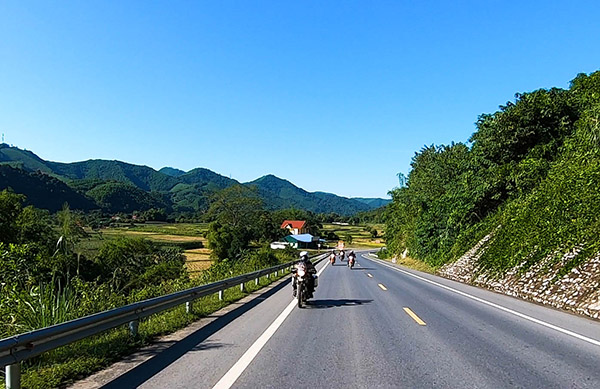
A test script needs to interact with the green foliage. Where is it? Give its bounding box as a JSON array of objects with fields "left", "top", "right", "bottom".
[
  {"left": 0, "top": 165, "right": 97, "bottom": 212},
  {"left": 206, "top": 221, "right": 249, "bottom": 261},
  {"left": 0, "top": 188, "right": 300, "bottom": 388},
  {"left": 385, "top": 70, "right": 600, "bottom": 275},
  {"left": 206, "top": 186, "right": 268, "bottom": 261},
  {"left": 1, "top": 145, "right": 386, "bottom": 217},
  {"left": 0, "top": 189, "right": 26, "bottom": 243},
  {"left": 247, "top": 174, "right": 373, "bottom": 215},
  {"left": 86, "top": 182, "right": 170, "bottom": 213}
]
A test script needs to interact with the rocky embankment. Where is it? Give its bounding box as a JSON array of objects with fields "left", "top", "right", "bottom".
[{"left": 437, "top": 234, "right": 600, "bottom": 320}]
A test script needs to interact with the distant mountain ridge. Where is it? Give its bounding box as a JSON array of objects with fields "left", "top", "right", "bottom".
[
  {"left": 246, "top": 174, "right": 376, "bottom": 215},
  {"left": 159, "top": 167, "right": 186, "bottom": 177},
  {"left": 0, "top": 144, "right": 389, "bottom": 215}
]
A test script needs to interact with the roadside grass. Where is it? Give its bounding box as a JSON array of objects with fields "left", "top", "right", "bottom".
[
  {"left": 9, "top": 271, "right": 291, "bottom": 389},
  {"left": 374, "top": 255, "right": 436, "bottom": 274}
]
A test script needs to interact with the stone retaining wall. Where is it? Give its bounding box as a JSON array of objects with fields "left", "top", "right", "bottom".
[{"left": 437, "top": 234, "right": 600, "bottom": 320}]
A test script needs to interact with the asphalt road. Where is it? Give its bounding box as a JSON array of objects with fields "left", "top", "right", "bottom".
[{"left": 121, "top": 252, "right": 600, "bottom": 389}]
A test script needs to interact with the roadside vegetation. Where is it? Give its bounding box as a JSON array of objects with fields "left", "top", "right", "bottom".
[
  {"left": 0, "top": 188, "right": 301, "bottom": 388},
  {"left": 0, "top": 182, "right": 384, "bottom": 388},
  {"left": 384, "top": 70, "right": 600, "bottom": 278}
]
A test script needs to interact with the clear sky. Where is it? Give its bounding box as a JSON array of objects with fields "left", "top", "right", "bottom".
[{"left": 1, "top": 1, "right": 599, "bottom": 198}]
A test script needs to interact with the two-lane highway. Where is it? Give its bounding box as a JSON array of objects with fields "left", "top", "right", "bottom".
[{"left": 95, "top": 252, "right": 600, "bottom": 388}]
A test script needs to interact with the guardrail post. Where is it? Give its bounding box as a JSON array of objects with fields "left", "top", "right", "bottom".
[
  {"left": 186, "top": 301, "right": 192, "bottom": 314},
  {"left": 240, "top": 282, "right": 246, "bottom": 292},
  {"left": 218, "top": 290, "right": 223, "bottom": 300},
  {"left": 129, "top": 320, "right": 139, "bottom": 337},
  {"left": 255, "top": 277, "right": 259, "bottom": 285},
  {"left": 6, "top": 363, "right": 21, "bottom": 389},
  {"left": 266, "top": 273, "right": 270, "bottom": 279}
]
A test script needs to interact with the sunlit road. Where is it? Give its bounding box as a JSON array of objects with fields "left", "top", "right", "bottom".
[{"left": 102, "top": 252, "right": 600, "bottom": 388}]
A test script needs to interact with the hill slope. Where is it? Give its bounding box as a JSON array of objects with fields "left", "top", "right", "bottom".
[
  {"left": 246, "top": 174, "right": 372, "bottom": 215},
  {"left": 0, "top": 165, "right": 97, "bottom": 212},
  {"left": 47, "top": 160, "right": 180, "bottom": 192},
  {"left": 159, "top": 167, "right": 186, "bottom": 177},
  {"left": 0, "top": 145, "right": 388, "bottom": 215}
]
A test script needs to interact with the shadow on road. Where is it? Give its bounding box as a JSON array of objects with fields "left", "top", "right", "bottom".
[
  {"left": 304, "top": 299, "right": 373, "bottom": 309},
  {"left": 351, "top": 267, "right": 375, "bottom": 271},
  {"left": 102, "top": 279, "right": 290, "bottom": 388}
]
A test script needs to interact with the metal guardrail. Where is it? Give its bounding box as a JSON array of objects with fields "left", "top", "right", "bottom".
[{"left": 1, "top": 252, "right": 328, "bottom": 388}]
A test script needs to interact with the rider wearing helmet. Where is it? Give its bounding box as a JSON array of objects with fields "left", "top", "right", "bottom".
[
  {"left": 292, "top": 251, "right": 317, "bottom": 298},
  {"left": 348, "top": 250, "right": 356, "bottom": 267}
]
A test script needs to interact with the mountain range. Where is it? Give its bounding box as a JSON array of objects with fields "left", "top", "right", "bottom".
[{"left": 0, "top": 144, "right": 389, "bottom": 215}]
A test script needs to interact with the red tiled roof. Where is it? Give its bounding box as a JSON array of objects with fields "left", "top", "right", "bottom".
[{"left": 280, "top": 220, "right": 306, "bottom": 229}]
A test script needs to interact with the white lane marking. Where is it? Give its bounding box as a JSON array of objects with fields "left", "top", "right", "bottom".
[
  {"left": 364, "top": 255, "right": 600, "bottom": 347},
  {"left": 213, "top": 260, "right": 329, "bottom": 388}
]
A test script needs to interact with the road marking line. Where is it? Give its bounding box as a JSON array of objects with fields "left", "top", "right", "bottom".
[
  {"left": 403, "top": 307, "right": 426, "bottom": 325},
  {"left": 212, "top": 259, "right": 329, "bottom": 389},
  {"left": 378, "top": 283, "right": 387, "bottom": 291},
  {"left": 365, "top": 256, "right": 600, "bottom": 347},
  {"left": 367, "top": 273, "right": 373, "bottom": 278}
]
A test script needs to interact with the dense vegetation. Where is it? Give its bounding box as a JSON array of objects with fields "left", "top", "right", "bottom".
[
  {"left": 0, "top": 165, "right": 96, "bottom": 212},
  {"left": 0, "top": 188, "right": 300, "bottom": 387},
  {"left": 385, "top": 71, "right": 600, "bottom": 276}
]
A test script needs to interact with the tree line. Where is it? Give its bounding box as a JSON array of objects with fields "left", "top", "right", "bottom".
[{"left": 384, "top": 71, "right": 600, "bottom": 275}]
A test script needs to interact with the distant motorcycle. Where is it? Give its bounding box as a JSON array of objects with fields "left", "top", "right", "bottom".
[
  {"left": 348, "top": 255, "right": 355, "bottom": 269},
  {"left": 330, "top": 253, "right": 336, "bottom": 265}
]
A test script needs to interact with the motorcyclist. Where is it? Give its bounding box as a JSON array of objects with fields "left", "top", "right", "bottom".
[
  {"left": 340, "top": 250, "right": 345, "bottom": 261},
  {"left": 292, "top": 251, "right": 317, "bottom": 298},
  {"left": 329, "top": 250, "right": 336, "bottom": 264},
  {"left": 348, "top": 250, "right": 356, "bottom": 267}
]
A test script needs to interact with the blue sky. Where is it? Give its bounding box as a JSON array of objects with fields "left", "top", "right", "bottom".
[{"left": 1, "top": 1, "right": 599, "bottom": 198}]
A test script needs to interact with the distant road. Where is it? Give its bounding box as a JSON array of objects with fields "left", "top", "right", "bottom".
[{"left": 102, "top": 252, "right": 600, "bottom": 388}]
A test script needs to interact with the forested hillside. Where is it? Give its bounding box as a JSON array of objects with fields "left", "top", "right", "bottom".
[
  {"left": 0, "top": 146, "right": 387, "bottom": 216},
  {"left": 246, "top": 174, "right": 374, "bottom": 215},
  {"left": 0, "top": 165, "right": 97, "bottom": 212},
  {"left": 385, "top": 70, "right": 600, "bottom": 286}
]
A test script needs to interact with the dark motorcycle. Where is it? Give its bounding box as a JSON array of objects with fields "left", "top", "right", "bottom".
[
  {"left": 348, "top": 255, "right": 355, "bottom": 269},
  {"left": 293, "top": 262, "right": 318, "bottom": 308}
]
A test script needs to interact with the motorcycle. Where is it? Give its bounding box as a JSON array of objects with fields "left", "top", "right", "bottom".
[
  {"left": 293, "top": 262, "right": 318, "bottom": 308},
  {"left": 330, "top": 254, "right": 336, "bottom": 265},
  {"left": 348, "top": 255, "right": 355, "bottom": 269}
]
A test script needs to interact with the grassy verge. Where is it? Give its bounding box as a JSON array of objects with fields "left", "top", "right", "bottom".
[
  {"left": 3, "top": 271, "right": 290, "bottom": 389},
  {"left": 371, "top": 253, "right": 436, "bottom": 274}
]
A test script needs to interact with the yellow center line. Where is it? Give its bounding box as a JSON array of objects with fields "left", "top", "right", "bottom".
[
  {"left": 403, "top": 307, "right": 426, "bottom": 326},
  {"left": 378, "top": 283, "right": 387, "bottom": 291},
  {"left": 367, "top": 273, "right": 373, "bottom": 278}
]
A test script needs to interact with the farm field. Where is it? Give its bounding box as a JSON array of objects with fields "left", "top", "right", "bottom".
[
  {"left": 183, "top": 248, "right": 213, "bottom": 275},
  {"left": 79, "top": 223, "right": 212, "bottom": 276},
  {"left": 321, "top": 223, "right": 385, "bottom": 249}
]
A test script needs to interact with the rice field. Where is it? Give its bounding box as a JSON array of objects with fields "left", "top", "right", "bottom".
[
  {"left": 98, "top": 223, "right": 212, "bottom": 276},
  {"left": 184, "top": 248, "right": 213, "bottom": 275},
  {"left": 321, "top": 223, "right": 385, "bottom": 249}
]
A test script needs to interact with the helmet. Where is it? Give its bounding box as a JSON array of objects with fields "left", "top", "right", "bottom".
[{"left": 300, "top": 251, "right": 309, "bottom": 259}]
